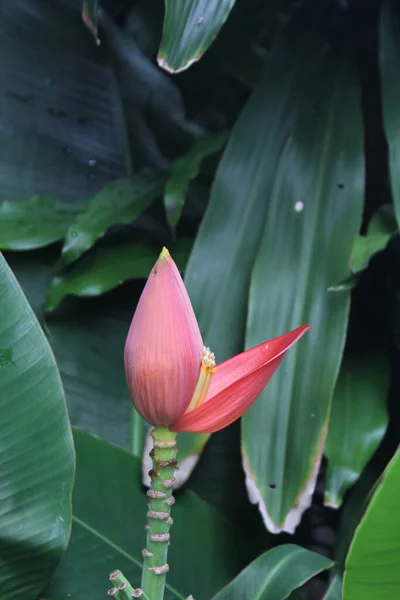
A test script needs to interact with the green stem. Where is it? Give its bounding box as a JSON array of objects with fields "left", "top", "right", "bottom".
[{"left": 141, "top": 427, "right": 177, "bottom": 600}]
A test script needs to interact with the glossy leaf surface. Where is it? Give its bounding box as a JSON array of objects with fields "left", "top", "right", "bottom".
[
  {"left": 0, "top": 196, "right": 75, "bottom": 250},
  {"left": 324, "top": 355, "right": 389, "bottom": 508},
  {"left": 343, "top": 447, "right": 400, "bottom": 600},
  {"left": 242, "top": 50, "right": 364, "bottom": 532},
  {"left": 0, "top": 253, "right": 74, "bottom": 600},
  {"left": 211, "top": 544, "right": 333, "bottom": 600}
]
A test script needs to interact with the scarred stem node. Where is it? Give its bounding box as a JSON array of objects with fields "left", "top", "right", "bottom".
[
  {"left": 141, "top": 427, "right": 177, "bottom": 600},
  {"left": 107, "top": 570, "right": 135, "bottom": 600}
]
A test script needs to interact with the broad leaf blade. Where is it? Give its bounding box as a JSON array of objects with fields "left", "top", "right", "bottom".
[
  {"left": 242, "top": 51, "right": 364, "bottom": 532},
  {"left": 60, "top": 173, "right": 167, "bottom": 267},
  {"left": 0, "top": 1, "right": 128, "bottom": 203},
  {"left": 0, "top": 254, "right": 74, "bottom": 600},
  {"left": 44, "top": 429, "right": 252, "bottom": 600},
  {"left": 343, "top": 447, "right": 400, "bottom": 600},
  {"left": 381, "top": 0, "right": 400, "bottom": 230},
  {"left": 7, "top": 249, "right": 138, "bottom": 451},
  {"left": 324, "top": 355, "right": 389, "bottom": 508},
  {"left": 211, "top": 544, "right": 333, "bottom": 600},
  {"left": 0, "top": 196, "right": 75, "bottom": 251},
  {"left": 180, "top": 21, "right": 327, "bottom": 491},
  {"left": 158, "top": 0, "right": 237, "bottom": 73}
]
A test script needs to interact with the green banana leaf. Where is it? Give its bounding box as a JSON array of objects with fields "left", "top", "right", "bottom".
[
  {"left": 0, "top": 253, "right": 74, "bottom": 600},
  {"left": 0, "top": 196, "right": 75, "bottom": 251},
  {"left": 59, "top": 172, "right": 167, "bottom": 267},
  {"left": 211, "top": 544, "right": 333, "bottom": 600},
  {"left": 324, "top": 354, "right": 389, "bottom": 508},
  {"left": 343, "top": 446, "right": 400, "bottom": 600}
]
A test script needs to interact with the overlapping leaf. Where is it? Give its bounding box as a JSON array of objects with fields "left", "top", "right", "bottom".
[
  {"left": 242, "top": 49, "right": 364, "bottom": 532},
  {"left": 212, "top": 544, "right": 333, "bottom": 600},
  {"left": 0, "top": 254, "right": 74, "bottom": 600},
  {"left": 0, "top": 196, "right": 75, "bottom": 250},
  {"left": 59, "top": 172, "right": 167, "bottom": 267},
  {"left": 324, "top": 354, "right": 389, "bottom": 508}
]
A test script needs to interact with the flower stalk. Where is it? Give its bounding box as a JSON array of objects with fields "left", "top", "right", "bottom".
[{"left": 141, "top": 427, "right": 178, "bottom": 600}]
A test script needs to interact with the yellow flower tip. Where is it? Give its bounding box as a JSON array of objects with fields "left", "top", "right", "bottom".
[{"left": 160, "top": 247, "right": 171, "bottom": 261}]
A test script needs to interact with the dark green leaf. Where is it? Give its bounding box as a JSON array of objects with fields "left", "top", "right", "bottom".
[
  {"left": 164, "top": 131, "right": 227, "bottom": 231},
  {"left": 44, "top": 429, "right": 252, "bottom": 600},
  {"left": 60, "top": 173, "right": 167, "bottom": 267},
  {"left": 0, "top": 1, "right": 128, "bottom": 203},
  {"left": 0, "top": 253, "right": 74, "bottom": 600},
  {"left": 328, "top": 205, "right": 396, "bottom": 291},
  {"left": 242, "top": 50, "right": 364, "bottom": 532},
  {"left": 211, "top": 544, "right": 334, "bottom": 600},
  {"left": 158, "top": 0, "right": 237, "bottom": 73},
  {"left": 343, "top": 447, "right": 400, "bottom": 600},
  {"left": 46, "top": 239, "right": 192, "bottom": 311},
  {"left": 324, "top": 354, "right": 389, "bottom": 508},
  {"left": 323, "top": 575, "right": 342, "bottom": 600},
  {"left": 350, "top": 233, "right": 393, "bottom": 274},
  {"left": 0, "top": 196, "right": 75, "bottom": 251},
  {"left": 381, "top": 0, "right": 400, "bottom": 230},
  {"left": 7, "top": 249, "right": 140, "bottom": 452}
]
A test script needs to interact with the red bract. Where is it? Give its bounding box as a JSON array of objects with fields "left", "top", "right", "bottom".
[{"left": 124, "top": 248, "right": 310, "bottom": 433}]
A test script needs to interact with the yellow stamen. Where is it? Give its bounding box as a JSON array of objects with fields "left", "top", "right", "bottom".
[{"left": 185, "top": 346, "right": 216, "bottom": 413}]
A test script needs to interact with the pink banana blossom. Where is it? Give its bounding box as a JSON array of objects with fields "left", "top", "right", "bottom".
[{"left": 124, "top": 248, "right": 309, "bottom": 434}]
